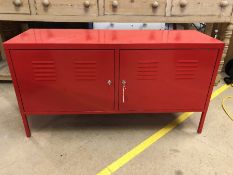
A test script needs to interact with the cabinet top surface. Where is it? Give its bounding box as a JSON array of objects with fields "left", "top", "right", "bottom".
[{"left": 4, "top": 29, "right": 223, "bottom": 48}]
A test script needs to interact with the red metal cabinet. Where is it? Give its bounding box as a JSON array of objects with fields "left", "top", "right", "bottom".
[
  {"left": 11, "top": 50, "right": 115, "bottom": 112},
  {"left": 119, "top": 49, "right": 218, "bottom": 111},
  {"left": 3, "top": 29, "right": 224, "bottom": 137}
]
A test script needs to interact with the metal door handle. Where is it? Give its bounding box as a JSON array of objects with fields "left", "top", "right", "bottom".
[{"left": 122, "top": 80, "right": 126, "bottom": 103}]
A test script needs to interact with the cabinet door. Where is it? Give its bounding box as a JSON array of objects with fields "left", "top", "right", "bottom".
[
  {"left": 35, "top": 0, "right": 98, "bottom": 16},
  {"left": 104, "top": 0, "right": 166, "bottom": 16},
  {"left": 11, "top": 50, "right": 115, "bottom": 113},
  {"left": 0, "top": 0, "right": 30, "bottom": 14},
  {"left": 119, "top": 50, "right": 218, "bottom": 112},
  {"left": 171, "top": 0, "right": 233, "bottom": 17}
]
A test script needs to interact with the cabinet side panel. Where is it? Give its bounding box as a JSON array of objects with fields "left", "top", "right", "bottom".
[{"left": 4, "top": 50, "right": 26, "bottom": 115}]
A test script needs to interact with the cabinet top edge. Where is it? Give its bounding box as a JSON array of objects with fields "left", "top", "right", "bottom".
[{"left": 4, "top": 29, "right": 224, "bottom": 48}]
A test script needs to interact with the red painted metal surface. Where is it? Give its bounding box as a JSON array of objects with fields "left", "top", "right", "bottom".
[
  {"left": 3, "top": 29, "right": 224, "bottom": 137},
  {"left": 4, "top": 29, "right": 222, "bottom": 47},
  {"left": 10, "top": 50, "right": 115, "bottom": 112},
  {"left": 119, "top": 49, "right": 218, "bottom": 111}
]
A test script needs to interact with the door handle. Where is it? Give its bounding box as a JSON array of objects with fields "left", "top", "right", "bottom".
[{"left": 122, "top": 80, "right": 126, "bottom": 103}]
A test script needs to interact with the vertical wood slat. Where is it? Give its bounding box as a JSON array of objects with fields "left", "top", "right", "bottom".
[
  {"left": 28, "top": 0, "right": 37, "bottom": 15},
  {"left": 98, "top": 0, "right": 104, "bottom": 15}
]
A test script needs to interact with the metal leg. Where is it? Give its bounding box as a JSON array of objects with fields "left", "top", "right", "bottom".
[
  {"left": 21, "top": 114, "right": 31, "bottom": 137},
  {"left": 197, "top": 111, "right": 207, "bottom": 134}
]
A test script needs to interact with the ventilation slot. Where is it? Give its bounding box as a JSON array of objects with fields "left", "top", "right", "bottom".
[
  {"left": 137, "top": 61, "right": 159, "bottom": 80},
  {"left": 74, "top": 61, "right": 96, "bottom": 81},
  {"left": 175, "top": 60, "right": 199, "bottom": 79},
  {"left": 32, "top": 60, "right": 56, "bottom": 81}
]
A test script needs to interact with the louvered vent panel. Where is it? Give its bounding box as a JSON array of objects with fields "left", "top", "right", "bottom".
[
  {"left": 32, "top": 60, "right": 56, "bottom": 81},
  {"left": 74, "top": 61, "right": 96, "bottom": 81},
  {"left": 175, "top": 60, "right": 199, "bottom": 79},
  {"left": 137, "top": 61, "right": 159, "bottom": 80}
]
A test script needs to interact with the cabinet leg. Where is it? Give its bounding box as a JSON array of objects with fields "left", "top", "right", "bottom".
[
  {"left": 197, "top": 111, "right": 207, "bottom": 134},
  {"left": 21, "top": 114, "right": 31, "bottom": 137}
]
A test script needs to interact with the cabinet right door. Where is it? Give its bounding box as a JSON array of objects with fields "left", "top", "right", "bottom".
[{"left": 119, "top": 49, "right": 218, "bottom": 112}]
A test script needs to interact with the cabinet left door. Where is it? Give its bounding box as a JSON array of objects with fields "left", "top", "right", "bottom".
[{"left": 10, "top": 50, "right": 115, "bottom": 113}]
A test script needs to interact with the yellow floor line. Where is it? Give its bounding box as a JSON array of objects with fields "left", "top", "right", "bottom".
[
  {"left": 211, "top": 84, "right": 230, "bottom": 100},
  {"left": 97, "top": 84, "right": 230, "bottom": 175}
]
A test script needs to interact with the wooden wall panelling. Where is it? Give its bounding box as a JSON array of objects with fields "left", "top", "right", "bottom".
[
  {"left": 222, "top": 22, "right": 233, "bottom": 68},
  {"left": 216, "top": 23, "right": 228, "bottom": 72},
  {"left": 213, "top": 22, "right": 233, "bottom": 84},
  {"left": 224, "top": 28, "right": 233, "bottom": 66}
]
